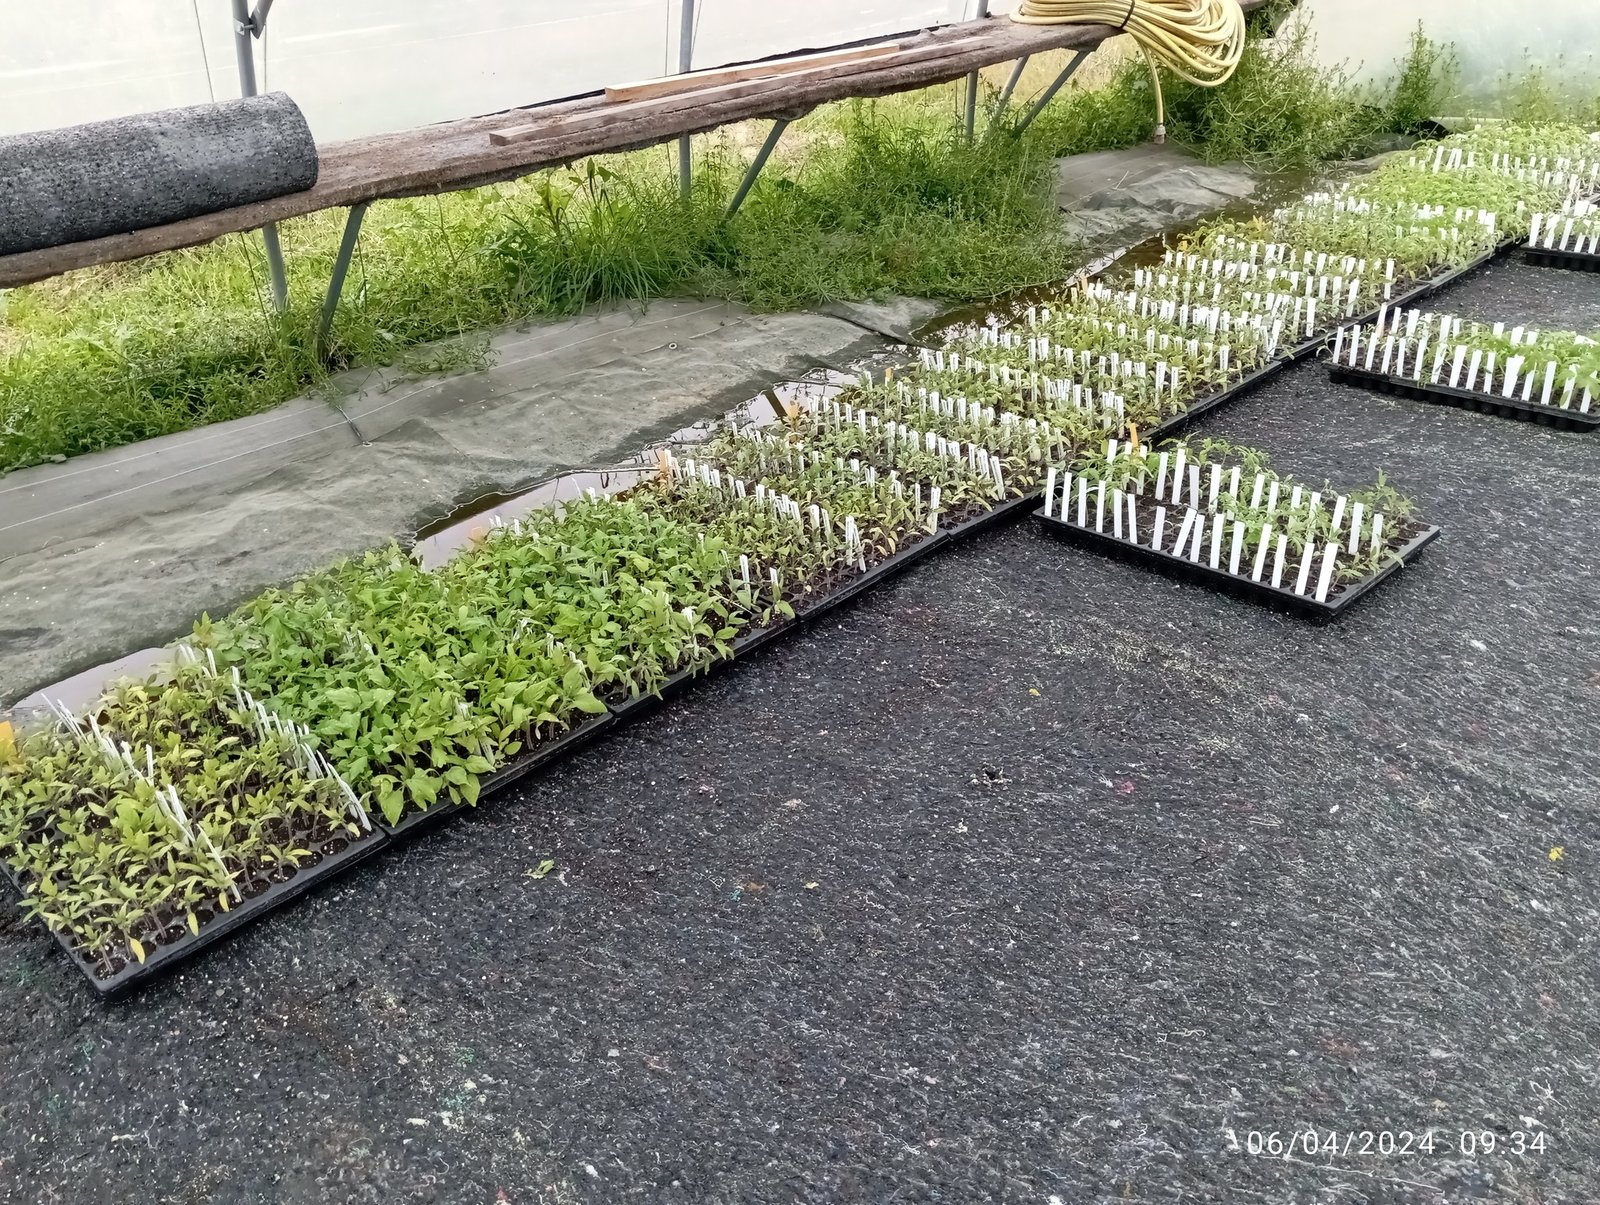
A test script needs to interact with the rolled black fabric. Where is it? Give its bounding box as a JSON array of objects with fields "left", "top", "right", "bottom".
[{"left": 0, "top": 92, "right": 318, "bottom": 256}]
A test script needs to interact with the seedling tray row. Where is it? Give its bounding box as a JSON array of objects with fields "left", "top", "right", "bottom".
[
  {"left": 1329, "top": 364, "right": 1600, "bottom": 431},
  {"left": 3, "top": 828, "right": 389, "bottom": 999},
  {"left": 1525, "top": 207, "right": 1600, "bottom": 272},
  {"left": 1035, "top": 442, "right": 1441, "bottom": 621},
  {"left": 1327, "top": 307, "right": 1598, "bottom": 431},
  {"left": 1036, "top": 507, "right": 1440, "bottom": 619},
  {"left": 1524, "top": 246, "right": 1600, "bottom": 273},
  {"left": 13, "top": 121, "right": 1591, "bottom": 998}
]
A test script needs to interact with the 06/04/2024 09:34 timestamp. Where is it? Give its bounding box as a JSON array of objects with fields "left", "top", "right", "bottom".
[{"left": 1224, "top": 1128, "right": 1551, "bottom": 1159}]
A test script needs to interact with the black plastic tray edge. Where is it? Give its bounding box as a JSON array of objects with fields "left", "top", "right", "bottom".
[
  {"left": 605, "top": 622, "right": 797, "bottom": 725},
  {"left": 1524, "top": 246, "right": 1600, "bottom": 274},
  {"left": 1328, "top": 364, "right": 1600, "bottom": 431},
  {"left": 379, "top": 711, "right": 618, "bottom": 841},
  {"left": 1147, "top": 358, "right": 1288, "bottom": 440},
  {"left": 1033, "top": 508, "right": 1442, "bottom": 621},
  {"left": 1283, "top": 244, "right": 1507, "bottom": 363},
  {"left": 1, "top": 825, "right": 390, "bottom": 999},
  {"left": 795, "top": 529, "right": 950, "bottom": 624},
  {"left": 939, "top": 491, "right": 1042, "bottom": 543}
]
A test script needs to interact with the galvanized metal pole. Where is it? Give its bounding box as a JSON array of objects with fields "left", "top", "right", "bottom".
[
  {"left": 1013, "top": 49, "right": 1089, "bottom": 136},
  {"left": 725, "top": 120, "right": 789, "bottom": 218},
  {"left": 963, "top": 0, "right": 990, "bottom": 141},
  {"left": 994, "top": 55, "right": 1032, "bottom": 122},
  {"left": 231, "top": 0, "right": 288, "bottom": 311},
  {"left": 317, "top": 202, "right": 370, "bottom": 357},
  {"left": 677, "top": 0, "right": 696, "bottom": 199}
]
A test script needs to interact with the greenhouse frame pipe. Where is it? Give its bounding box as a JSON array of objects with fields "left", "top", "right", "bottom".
[
  {"left": 231, "top": 0, "right": 289, "bottom": 310},
  {"left": 962, "top": 0, "right": 991, "bottom": 140},
  {"left": 725, "top": 119, "right": 790, "bottom": 218},
  {"left": 316, "top": 202, "right": 370, "bottom": 357},
  {"left": 247, "top": 0, "right": 275, "bottom": 35},
  {"left": 1012, "top": 49, "right": 1088, "bottom": 135},
  {"left": 677, "top": 0, "right": 697, "bottom": 199}
]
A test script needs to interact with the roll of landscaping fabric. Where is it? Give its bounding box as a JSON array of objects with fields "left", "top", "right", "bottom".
[{"left": 0, "top": 92, "right": 318, "bottom": 257}]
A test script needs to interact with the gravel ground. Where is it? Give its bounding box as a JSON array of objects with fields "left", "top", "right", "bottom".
[{"left": 1, "top": 258, "right": 1597, "bottom": 1204}]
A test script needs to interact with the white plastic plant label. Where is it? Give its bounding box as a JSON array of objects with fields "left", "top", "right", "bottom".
[
  {"left": 1252, "top": 524, "right": 1272, "bottom": 582},
  {"left": 1187, "top": 510, "right": 1206, "bottom": 563},
  {"left": 1293, "top": 542, "right": 1315, "bottom": 595},
  {"left": 1171, "top": 509, "right": 1194, "bottom": 558},
  {"left": 1270, "top": 534, "right": 1289, "bottom": 588},
  {"left": 1313, "top": 543, "right": 1340, "bottom": 602}
]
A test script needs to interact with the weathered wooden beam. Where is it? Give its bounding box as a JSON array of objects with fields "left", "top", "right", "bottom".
[
  {"left": 603, "top": 40, "right": 905, "bottom": 104},
  {"left": 492, "top": 38, "right": 984, "bottom": 147},
  {"left": 489, "top": 39, "right": 982, "bottom": 147},
  {"left": 0, "top": 6, "right": 1264, "bottom": 290}
]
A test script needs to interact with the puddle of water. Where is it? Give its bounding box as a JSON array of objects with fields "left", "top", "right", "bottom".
[
  {"left": 11, "top": 646, "right": 176, "bottom": 732},
  {"left": 914, "top": 167, "right": 1330, "bottom": 346},
  {"left": 411, "top": 468, "right": 656, "bottom": 570},
  {"left": 407, "top": 378, "right": 852, "bottom": 569}
]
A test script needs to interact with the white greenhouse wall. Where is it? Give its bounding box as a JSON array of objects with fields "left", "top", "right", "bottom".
[
  {"left": 1301, "top": 0, "right": 1598, "bottom": 90},
  {"left": 0, "top": 0, "right": 971, "bottom": 143}
]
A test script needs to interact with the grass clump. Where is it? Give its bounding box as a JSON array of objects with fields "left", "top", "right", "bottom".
[
  {"left": 1023, "top": 17, "right": 1461, "bottom": 173},
  {"left": 0, "top": 14, "right": 1533, "bottom": 477},
  {"left": 0, "top": 101, "right": 1069, "bottom": 476}
]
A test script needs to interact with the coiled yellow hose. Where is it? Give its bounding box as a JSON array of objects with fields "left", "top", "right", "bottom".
[{"left": 1010, "top": 0, "right": 1247, "bottom": 141}]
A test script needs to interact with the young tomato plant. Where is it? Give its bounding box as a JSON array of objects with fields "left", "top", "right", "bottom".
[
  {"left": 1041, "top": 435, "right": 1429, "bottom": 609},
  {"left": 0, "top": 660, "right": 369, "bottom": 979}
]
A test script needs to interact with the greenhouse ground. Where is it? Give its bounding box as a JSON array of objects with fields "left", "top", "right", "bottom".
[
  {"left": 0, "top": 257, "right": 1597, "bottom": 1202},
  {"left": 0, "top": 144, "right": 1256, "bottom": 709}
]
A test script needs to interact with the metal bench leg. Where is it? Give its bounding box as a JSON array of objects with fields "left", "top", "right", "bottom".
[
  {"left": 316, "top": 202, "right": 370, "bottom": 358},
  {"left": 1013, "top": 49, "right": 1090, "bottom": 136},
  {"left": 993, "top": 55, "right": 1032, "bottom": 123},
  {"left": 677, "top": 0, "right": 697, "bottom": 198},
  {"left": 726, "top": 120, "right": 790, "bottom": 219},
  {"left": 963, "top": 0, "right": 991, "bottom": 140}
]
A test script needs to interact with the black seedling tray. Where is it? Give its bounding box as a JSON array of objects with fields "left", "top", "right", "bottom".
[
  {"left": 606, "top": 621, "right": 794, "bottom": 724},
  {"left": 1147, "top": 358, "right": 1287, "bottom": 441},
  {"left": 940, "top": 491, "right": 1042, "bottom": 544},
  {"left": 1287, "top": 243, "right": 1506, "bottom": 362},
  {"left": 1034, "top": 508, "right": 1442, "bottom": 621},
  {"left": 380, "top": 711, "right": 617, "bottom": 841},
  {"left": 1329, "top": 364, "right": 1600, "bottom": 432},
  {"left": 1, "top": 825, "right": 389, "bottom": 999},
  {"left": 796, "top": 530, "right": 949, "bottom": 624},
  {"left": 1524, "top": 246, "right": 1600, "bottom": 273},
  {"left": 607, "top": 659, "right": 725, "bottom": 725}
]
